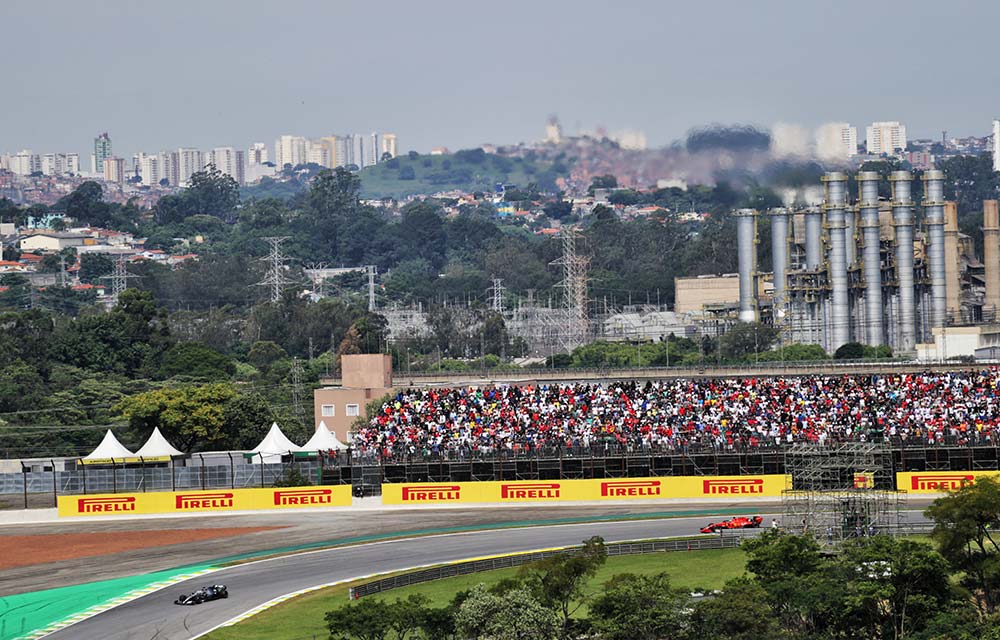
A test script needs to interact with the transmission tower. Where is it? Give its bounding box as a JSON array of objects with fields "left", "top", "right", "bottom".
[
  {"left": 551, "top": 228, "right": 589, "bottom": 349},
  {"left": 256, "top": 237, "right": 294, "bottom": 303},
  {"left": 59, "top": 254, "right": 68, "bottom": 288},
  {"left": 490, "top": 277, "right": 506, "bottom": 313},
  {"left": 104, "top": 254, "right": 138, "bottom": 304},
  {"left": 366, "top": 265, "right": 377, "bottom": 311}
]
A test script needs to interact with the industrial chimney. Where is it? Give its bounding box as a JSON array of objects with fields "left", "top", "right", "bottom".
[
  {"left": 923, "top": 170, "right": 946, "bottom": 329},
  {"left": 823, "top": 172, "right": 850, "bottom": 350},
  {"left": 858, "top": 171, "right": 883, "bottom": 345},
  {"left": 804, "top": 206, "right": 823, "bottom": 269},
  {"left": 943, "top": 202, "right": 961, "bottom": 320},
  {"left": 735, "top": 208, "right": 758, "bottom": 322},
  {"left": 890, "top": 171, "right": 916, "bottom": 351},
  {"left": 984, "top": 200, "right": 1000, "bottom": 317},
  {"left": 770, "top": 208, "right": 790, "bottom": 319}
]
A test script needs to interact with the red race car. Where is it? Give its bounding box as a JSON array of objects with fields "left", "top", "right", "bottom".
[{"left": 700, "top": 515, "right": 764, "bottom": 533}]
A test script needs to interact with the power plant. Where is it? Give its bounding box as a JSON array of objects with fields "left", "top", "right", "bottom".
[{"left": 736, "top": 170, "right": 999, "bottom": 356}]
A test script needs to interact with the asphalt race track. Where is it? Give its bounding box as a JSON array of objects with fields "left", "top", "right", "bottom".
[{"left": 43, "top": 511, "right": 930, "bottom": 640}]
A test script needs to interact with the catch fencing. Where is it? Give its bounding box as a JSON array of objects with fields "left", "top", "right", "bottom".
[
  {"left": 349, "top": 534, "right": 749, "bottom": 599},
  {"left": 0, "top": 456, "right": 325, "bottom": 509}
]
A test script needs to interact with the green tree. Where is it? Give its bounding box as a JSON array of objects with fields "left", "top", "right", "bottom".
[
  {"left": 326, "top": 598, "right": 394, "bottom": 640},
  {"left": 388, "top": 594, "right": 430, "bottom": 640},
  {"left": 587, "top": 572, "right": 687, "bottom": 640},
  {"left": 79, "top": 253, "right": 114, "bottom": 284},
  {"left": 834, "top": 341, "right": 866, "bottom": 359},
  {"left": 158, "top": 342, "right": 235, "bottom": 380},
  {"left": 454, "top": 584, "right": 559, "bottom": 640},
  {"left": 687, "top": 577, "right": 781, "bottom": 640},
  {"left": 719, "top": 322, "right": 780, "bottom": 362},
  {"left": 114, "top": 383, "right": 238, "bottom": 451},
  {"left": 185, "top": 164, "right": 241, "bottom": 222},
  {"left": 925, "top": 476, "right": 1000, "bottom": 615},
  {"left": 220, "top": 391, "right": 275, "bottom": 449},
  {"left": 247, "top": 340, "right": 288, "bottom": 372},
  {"left": 520, "top": 536, "right": 607, "bottom": 637}
]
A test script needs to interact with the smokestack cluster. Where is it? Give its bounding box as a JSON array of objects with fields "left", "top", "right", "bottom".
[
  {"left": 735, "top": 169, "right": 953, "bottom": 355},
  {"left": 984, "top": 200, "right": 1000, "bottom": 316}
]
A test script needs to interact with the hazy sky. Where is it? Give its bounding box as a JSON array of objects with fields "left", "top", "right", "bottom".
[{"left": 2, "top": 0, "right": 997, "bottom": 159}]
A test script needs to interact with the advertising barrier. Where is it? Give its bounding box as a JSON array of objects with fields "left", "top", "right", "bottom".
[
  {"left": 380, "top": 475, "right": 790, "bottom": 505},
  {"left": 57, "top": 485, "right": 352, "bottom": 517},
  {"left": 897, "top": 470, "right": 1000, "bottom": 494}
]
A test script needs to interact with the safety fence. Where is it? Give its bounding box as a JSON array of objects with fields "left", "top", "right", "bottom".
[
  {"left": 0, "top": 458, "right": 325, "bottom": 509},
  {"left": 349, "top": 534, "right": 749, "bottom": 599}
]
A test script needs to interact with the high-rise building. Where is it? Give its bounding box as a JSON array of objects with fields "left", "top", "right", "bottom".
[
  {"left": 93, "top": 133, "right": 112, "bottom": 175},
  {"left": 340, "top": 134, "right": 356, "bottom": 167},
  {"left": 319, "top": 136, "right": 341, "bottom": 167},
  {"left": 865, "top": 121, "right": 907, "bottom": 156},
  {"left": 40, "top": 153, "right": 80, "bottom": 176},
  {"left": 369, "top": 132, "right": 380, "bottom": 165},
  {"left": 207, "top": 147, "right": 245, "bottom": 185},
  {"left": 9, "top": 150, "right": 40, "bottom": 176},
  {"left": 545, "top": 116, "right": 562, "bottom": 144},
  {"left": 305, "top": 139, "right": 330, "bottom": 167},
  {"left": 138, "top": 153, "right": 162, "bottom": 186},
  {"left": 353, "top": 135, "right": 366, "bottom": 168},
  {"left": 815, "top": 123, "right": 858, "bottom": 160},
  {"left": 993, "top": 120, "right": 1000, "bottom": 172},
  {"left": 275, "top": 135, "right": 307, "bottom": 169},
  {"left": 172, "top": 148, "right": 204, "bottom": 187},
  {"left": 103, "top": 156, "right": 126, "bottom": 184},
  {"left": 247, "top": 142, "right": 269, "bottom": 166},
  {"left": 381, "top": 133, "right": 397, "bottom": 159}
]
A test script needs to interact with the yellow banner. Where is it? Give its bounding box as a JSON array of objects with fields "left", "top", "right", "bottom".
[
  {"left": 57, "top": 485, "right": 352, "bottom": 517},
  {"left": 897, "top": 470, "right": 1000, "bottom": 494},
  {"left": 380, "top": 475, "right": 790, "bottom": 505}
]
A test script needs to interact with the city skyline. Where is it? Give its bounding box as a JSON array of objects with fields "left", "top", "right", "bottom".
[{"left": 2, "top": 0, "right": 999, "bottom": 159}]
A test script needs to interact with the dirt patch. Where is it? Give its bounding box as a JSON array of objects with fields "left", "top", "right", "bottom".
[{"left": 0, "top": 527, "right": 284, "bottom": 570}]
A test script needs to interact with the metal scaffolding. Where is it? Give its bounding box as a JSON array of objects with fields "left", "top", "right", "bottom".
[{"left": 782, "top": 443, "right": 904, "bottom": 542}]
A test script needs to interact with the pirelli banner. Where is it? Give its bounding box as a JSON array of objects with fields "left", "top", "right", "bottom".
[
  {"left": 57, "top": 485, "right": 352, "bottom": 517},
  {"left": 897, "top": 471, "right": 1000, "bottom": 494},
  {"left": 381, "top": 475, "right": 790, "bottom": 505}
]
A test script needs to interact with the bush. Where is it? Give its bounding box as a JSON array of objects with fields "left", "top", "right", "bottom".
[{"left": 834, "top": 342, "right": 865, "bottom": 360}]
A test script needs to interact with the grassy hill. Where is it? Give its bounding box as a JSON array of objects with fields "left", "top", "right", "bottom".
[{"left": 359, "top": 148, "right": 568, "bottom": 199}]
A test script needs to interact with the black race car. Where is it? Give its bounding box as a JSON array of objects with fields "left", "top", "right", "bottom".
[{"left": 174, "top": 584, "right": 228, "bottom": 605}]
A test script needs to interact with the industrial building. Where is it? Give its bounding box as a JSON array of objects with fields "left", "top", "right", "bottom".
[{"left": 736, "top": 170, "right": 995, "bottom": 358}]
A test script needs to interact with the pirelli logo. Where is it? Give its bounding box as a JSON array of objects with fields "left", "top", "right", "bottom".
[
  {"left": 702, "top": 478, "right": 764, "bottom": 495},
  {"left": 401, "top": 485, "right": 461, "bottom": 501},
  {"left": 500, "top": 483, "right": 561, "bottom": 500},
  {"left": 175, "top": 492, "right": 234, "bottom": 510},
  {"left": 77, "top": 496, "right": 136, "bottom": 513},
  {"left": 910, "top": 474, "right": 975, "bottom": 491},
  {"left": 274, "top": 488, "right": 334, "bottom": 506},
  {"left": 600, "top": 480, "right": 661, "bottom": 497}
]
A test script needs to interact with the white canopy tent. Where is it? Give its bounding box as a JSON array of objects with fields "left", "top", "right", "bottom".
[
  {"left": 84, "top": 429, "right": 135, "bottom": 461},
  {"left": 134, "top": 427, "right": 183, "bottom": 458},
  {"left": 249, "top": 422, "right": 302, "bottom": 464},
  {"left": 301, "top": 421, "right": 347, "bottom": 452}
]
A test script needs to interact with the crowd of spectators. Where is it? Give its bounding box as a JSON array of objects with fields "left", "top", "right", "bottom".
[{"left": 352, "top": 370, "right": 1000, "bottom": 459}]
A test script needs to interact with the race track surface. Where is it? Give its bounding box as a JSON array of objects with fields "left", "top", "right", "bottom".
[{"left": 46, "top": 516, "right": 760, "bottom": 640}]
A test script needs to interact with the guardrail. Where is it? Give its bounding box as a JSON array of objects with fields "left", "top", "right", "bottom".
[{"left": 348, "top": 534, "right": 749, "bottom": 599}]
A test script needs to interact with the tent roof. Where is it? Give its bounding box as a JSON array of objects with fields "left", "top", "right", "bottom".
[
  {"left": 250, "top": 422, "right": 302, "bottom": 455},
  {"left": 84, "top": 429, "right": 135, "bottom": 460},
  {"left": 134, "top": 427, "right": 183, "bottom": 457},
  {"left": 302, "top": 421, "right": 347, "bottom": 451}
]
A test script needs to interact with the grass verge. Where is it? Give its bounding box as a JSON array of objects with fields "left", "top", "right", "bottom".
[{"left": 202, "top": 547, "right": 747, "bottom": 640}]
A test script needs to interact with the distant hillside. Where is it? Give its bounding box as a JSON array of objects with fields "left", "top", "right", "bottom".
[{"left": 359, "top": 149, "right": 568, "bottom": 198}]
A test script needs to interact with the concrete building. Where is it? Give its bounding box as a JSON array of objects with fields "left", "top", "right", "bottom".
[
  {"left": 8, "top": 150, "right": 40, "bottom": 176},
  {"left": 136, "top": 153, "right": 162, "bottom": 185},
  {"left": 866, "top": 121, "right": 907, "bottom": 156},
  {"left": 815, "top": 123, "right": 858, "bottom": 160},
  {"left": 40, "top": 153, "right": 80, "bottom": 176},
  {"left": 275, "top": 135, "right": 307, "bottom": 169},
  {"left": 247, "top": 142, "right": 269, "bottom": 166},
  {"left": 171, "top": 148, "right": 204, "bottom": 187},
  {"left": 93, "top": 133, "right": 112, "bottom": 175},
  {"left": 207, "top": 147, "right": 245, "bottom": 185},
  {"left": 103, "top": 156, "right": 126, "bottom": 184},
  {"left": 381, "top": 133, "right": 397, "bottom": 159},
  {"left": 20, "top": 231, "right": 88, "bottom": 252},
  {"left": 306, "top": 140, "right": 331, "bottom": 168},
  {"left": 369, "top": 132, "right": 380, "bottom": 165},
  {"left": 313, "top": 354, "right": 394, "bottom": 442}
]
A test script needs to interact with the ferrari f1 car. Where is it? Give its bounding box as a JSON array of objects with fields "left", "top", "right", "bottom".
[
  {"left": 700, "top": 515, "right": 763, "bottom": 534},
  {"left": 174, "top": 584, "right": 228, "bottom": 605}
]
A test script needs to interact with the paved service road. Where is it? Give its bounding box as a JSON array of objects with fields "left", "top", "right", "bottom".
[{"left": 45, "top": 511, "right": 930, "bottom": 640}]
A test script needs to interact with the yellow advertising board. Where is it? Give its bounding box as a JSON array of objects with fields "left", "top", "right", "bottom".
[
  {"left": 380, "top": 475, "right": 790, "bottom": 506},
  {"left": 57, "top": 485, "right": 352, "bottom": 517},
  {"left": 897, "top": 470, "right": 1000, "bottom": 494}
]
